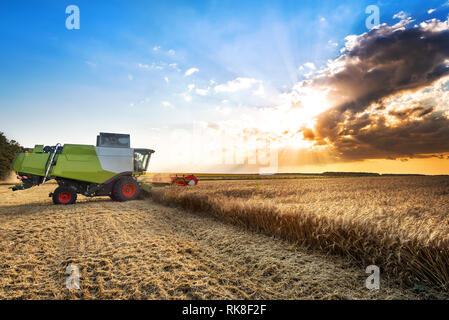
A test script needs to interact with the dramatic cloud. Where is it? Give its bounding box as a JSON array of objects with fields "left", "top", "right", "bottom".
[
  {"left": 297, "top": 18, "right": 449, "bottom": 161},
  {"left": 190, "top": 17, "right": 449, "bottom": 171}
]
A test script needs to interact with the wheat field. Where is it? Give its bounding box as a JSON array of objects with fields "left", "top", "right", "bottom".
[
  {"left": 0, "top": 177, "right": 448, "bottom": 299},
  {"left": 149, "top": 176, "right": 449, "bottom": 292}
]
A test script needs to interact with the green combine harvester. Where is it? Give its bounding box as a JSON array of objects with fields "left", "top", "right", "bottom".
[{"left": 11, "top": 133, "right": 154, "bottom": 205}]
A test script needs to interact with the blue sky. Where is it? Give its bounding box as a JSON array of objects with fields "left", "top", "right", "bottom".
[{"left": 1, "top": 0, "right": 449, "bottom": 172}]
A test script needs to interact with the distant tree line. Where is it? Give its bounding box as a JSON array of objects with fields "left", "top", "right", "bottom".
[
  {"left": 0, "top": 132, "right": 21, "bottom": 180},
  {"left": 322, "top": 172, "right": 380, "bottom": 176},
  {"left": 322, "top": 172, "right": 426, "bottom": 177}
]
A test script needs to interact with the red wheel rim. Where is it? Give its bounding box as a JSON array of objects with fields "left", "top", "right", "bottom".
[
  {"left": 58, "top": 191, "right": 72, "bottom": 204},
  {"left": 122, "top": 184, "right": 136, "bottom": 197}
]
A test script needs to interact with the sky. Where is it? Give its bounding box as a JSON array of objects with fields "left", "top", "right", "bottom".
[{"left": 1, "top": 0, "right": 449, "bottom": 174}]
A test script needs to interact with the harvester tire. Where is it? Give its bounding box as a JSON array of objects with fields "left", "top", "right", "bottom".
[
  {"left": 52, "top": 186, "right": 77, "bottom": 205},
  {"left": 112, "top": 177, "right": 139, "bottom": 202}
]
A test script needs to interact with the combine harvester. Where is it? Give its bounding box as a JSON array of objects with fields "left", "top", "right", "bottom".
[{"left": 11, "top": 132, "right": 197, "bottom": 205}]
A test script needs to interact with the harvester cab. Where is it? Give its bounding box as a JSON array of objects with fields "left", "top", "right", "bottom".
[{"left": 11, "top": 132, "right": 155, "bottom": 205}]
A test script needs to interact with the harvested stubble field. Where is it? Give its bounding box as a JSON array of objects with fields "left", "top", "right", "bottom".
[
  {"left": 0, "top": 178, "right": 446, "bottom": 299},
  {"left": 150, "top": 176, "right": 449, "bottom": 294}
]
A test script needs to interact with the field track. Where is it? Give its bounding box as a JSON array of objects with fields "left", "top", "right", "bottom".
[{"left": 0, "top": 184, "right": 444, "bottom": 299}]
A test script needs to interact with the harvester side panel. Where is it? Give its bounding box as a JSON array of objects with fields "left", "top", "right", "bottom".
[
  {"left": 95, "top": 147, "right": 133, "bottom": 174},
  {"left": 12, "top": 152, "right": 25, "bottom": 173},
  {"left": 14, "top": 152, "right": 49, "bottom": 176},
  {"left": 50, "top": 144, "right": 117, "bottom": 184}
]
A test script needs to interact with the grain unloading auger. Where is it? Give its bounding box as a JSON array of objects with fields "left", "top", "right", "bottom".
[{"left": 11, "top": 133, "right": 156, "bottom": 204}]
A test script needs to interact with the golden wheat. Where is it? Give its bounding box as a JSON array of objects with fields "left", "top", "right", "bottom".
[
  {"left": 1, "top": 183, "right": 443, "bottom": 299},
  {"left": 149, "top": 176, "right": 449, "bottom": 290}
]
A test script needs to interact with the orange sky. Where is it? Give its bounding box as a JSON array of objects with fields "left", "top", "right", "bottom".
[{"left": 282, "top": 157, "right": 449, "bottom": 175}]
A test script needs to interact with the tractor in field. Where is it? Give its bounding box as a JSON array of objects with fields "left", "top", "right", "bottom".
[{"left": 11, "top": 133, "right": 155, "bottom": 204}]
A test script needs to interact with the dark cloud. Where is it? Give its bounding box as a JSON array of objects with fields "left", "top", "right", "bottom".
[
  {"left": 302, "top": 127, "right": 315, "bottom": 140},
  {"left": 324, "top": 109, "right": 449, "bottom": 160},
  {"left": 305, "top": 19, "right": 449, "bottom": 160},
  {"left": 388, "top": 106, "right": 435, "bottom": 120}
]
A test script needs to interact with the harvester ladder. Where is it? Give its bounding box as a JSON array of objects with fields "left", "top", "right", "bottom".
[{"left": 42, "top": 143, "right": 61, "bottom": 184}]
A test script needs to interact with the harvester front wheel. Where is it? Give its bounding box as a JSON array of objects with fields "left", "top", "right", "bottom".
[
  {"left": 52, "top": 186, "right": 77, "bottom": 205},
  {"left": 112, "top": 177, "right": 139, "bottom": 202}
]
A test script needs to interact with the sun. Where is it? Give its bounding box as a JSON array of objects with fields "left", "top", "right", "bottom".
[{"left": 269, "top": 87, "right": 332, "bottom": 148}]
